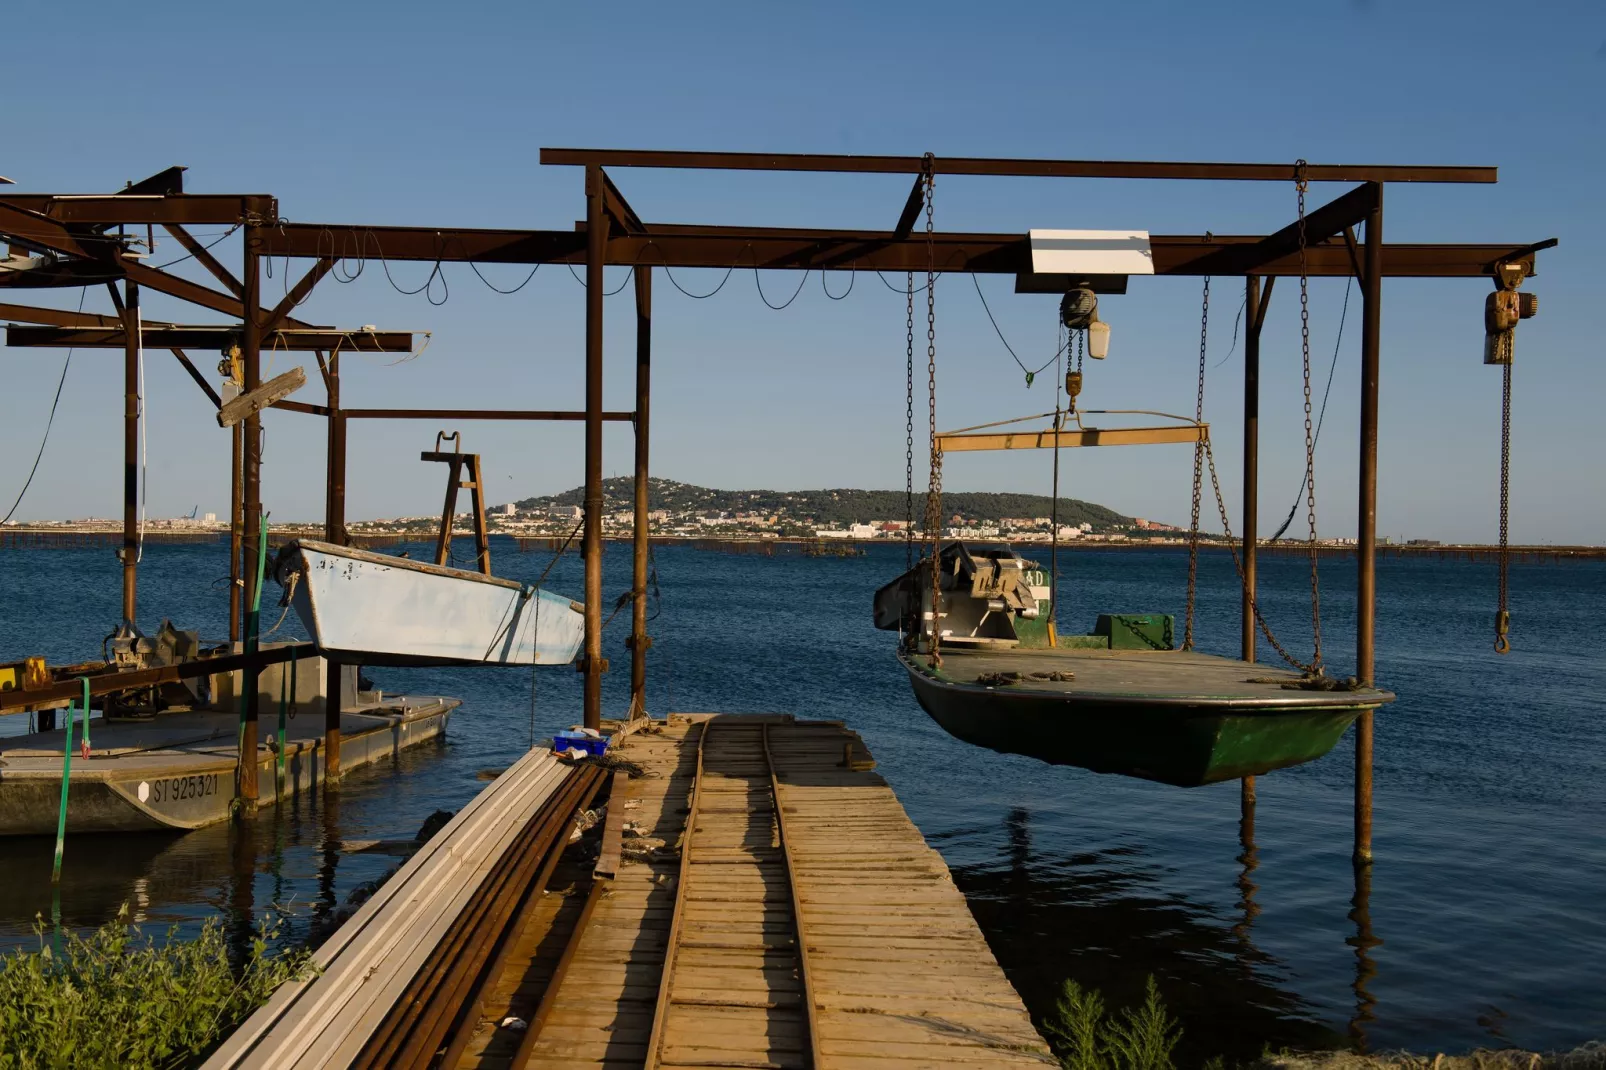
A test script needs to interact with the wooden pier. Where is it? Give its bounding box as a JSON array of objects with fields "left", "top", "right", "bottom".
[{"left": 212, "top": 714, "right": 1053, "bottom": 1069}]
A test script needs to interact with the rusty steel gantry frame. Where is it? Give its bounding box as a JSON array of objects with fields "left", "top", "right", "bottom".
[{"left": 2, "top": 152, "right": 1554, "bottom": 865}]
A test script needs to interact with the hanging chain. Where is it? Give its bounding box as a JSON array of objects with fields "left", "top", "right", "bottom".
[
  {"left": 1201, "top": 436, "right": 1322, "bottom": 675},
  {"left": 919, "top": 154, "right": 943, "bottom": 663},
  {"left": 1185, "top": 273, "right": 1210, "bottom": 650},
  {"left": 1495, "top": 359, "right": 1513, "bottom": 653},
  {"left": 905, "top": 271, "right": 916, "bottom": 575},
  {"left": 1295, "top": 162, "right": 1325, "bottom": 673}
]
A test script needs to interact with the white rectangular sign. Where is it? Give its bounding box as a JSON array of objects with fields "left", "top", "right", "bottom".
[{"left": 1029, "top": 230, "right": 1154, "bottom": 275}]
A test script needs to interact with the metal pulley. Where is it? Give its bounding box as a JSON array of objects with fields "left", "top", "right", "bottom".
[
  {"left": 1059, "top": 288, "right": 1097, "bottom": 329},
  {"left": 1065, "top": 369, "right": 1083, "bottom": 407},
  {"left": 1483, "top": 262, "right": 1538, "bottom": 365}
]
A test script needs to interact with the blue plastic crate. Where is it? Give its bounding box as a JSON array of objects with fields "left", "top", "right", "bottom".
[{"left": 553, "top": 731, "right": 609, "bottom": 757}]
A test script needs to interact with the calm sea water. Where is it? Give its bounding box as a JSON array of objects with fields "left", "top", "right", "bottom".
[{"left": 0, "top": 538, "right": 1601, "bottom": 1062}]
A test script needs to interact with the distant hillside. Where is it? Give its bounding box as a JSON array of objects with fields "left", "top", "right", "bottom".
[{"left": 509, "top": 477, "right": 1135, "bottom": 531}]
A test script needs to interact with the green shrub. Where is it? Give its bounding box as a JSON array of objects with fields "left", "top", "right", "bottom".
[
  {"left": 1045, "top": 975, "right": 1183, "bottom": 1070},
  {"left": 0, "top": 906, "right": 316, "bottom": 1070}
]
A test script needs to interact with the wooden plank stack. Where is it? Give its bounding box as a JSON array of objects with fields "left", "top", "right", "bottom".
[{"left": 204, "top": 748, "right": 571, "bottom": 1070}]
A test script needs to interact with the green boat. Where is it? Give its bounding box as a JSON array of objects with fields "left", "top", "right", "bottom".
[{"left": 875, "top": 543, "right": 1392, "bottom": 787}]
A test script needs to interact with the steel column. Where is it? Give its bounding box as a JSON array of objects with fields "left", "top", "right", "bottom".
[
  {"left": 630, "top": 266, "right": 652, "bottom": 719},
  {"left": 1241, "top": 275, "right": 1261, "bottom": 664},
  {"left": 120, "top": 279, "right": 140, "bottom": 625},
  {"left": 239, "top": 225, "right": 262, "bottom": 804},
  {"left": 229, "top": 423, "right": 242, "bottom": 644},
  {"left": 582, "top": 166, "right": 606, "bottom": 730},
  {"left": 1241, "top": 274, "right": 1262, "bottom": 818},
  {"left": 325, "top": 353, "right": 345, "bottom": 780},
  {"left": 1355, "top": 184, "right": 1383, "bottom": 865}
]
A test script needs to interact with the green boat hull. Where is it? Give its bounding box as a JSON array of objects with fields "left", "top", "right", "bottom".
[{"left": 903, "top": 657, "right": 1367, "bottom": 788}]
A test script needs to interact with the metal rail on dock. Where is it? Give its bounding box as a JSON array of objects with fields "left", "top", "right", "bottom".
[{"left": 644, "top": 716, "right": 821, "bottom": 1070}]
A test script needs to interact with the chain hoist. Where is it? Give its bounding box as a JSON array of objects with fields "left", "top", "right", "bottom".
[
  {"left": 1184, "top": 273, "right": 1210, "bottom": 651},
  {"left": 905, "top": 271, "right": 916, "bottom": 576},
  {"left": 919, "top": 154, "right": 944, "bottom": 664},
  {"left": 1294, "top": 161, "right": 1325, "bottom": 674},
  {"left": 1484, "top": 259, "right": 1536, "bottom": 653}
]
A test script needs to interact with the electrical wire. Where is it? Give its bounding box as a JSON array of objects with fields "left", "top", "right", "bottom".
[
  {"left": 971, "top": 273, "right": 1066, "bottom": 381},
  {"left": 565, "top": 262, "right": 636, "bottom": 295},
  {"left": 0, "top": 290, "right": 83, "bottom": 525},
  {"left": 149, "top": 224, "right": 240, "bottom": 270},
  {"left": 821, "top": 268, "right": 855, "bottom": 300},
  {"left": 468, "top": 260, "right": 540, "bottom": 294},
  {"left": 1212, "top": 291, "right": 1248, "bottom": 370},
  {"left": 754, "top": 267, "right": 809, "bottom": 310}
]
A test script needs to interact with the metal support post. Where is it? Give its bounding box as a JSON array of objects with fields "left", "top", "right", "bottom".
[
  {"left": 324, "top": 353, "right": 344, "bottom": 780},
  {"left": 239, "top": 225, "right": 262, "bottom": 803},
  {"left": 582, "top": 166, "right": 606, "bottom": 730},
  {"left": 630, "top": 266, "right": 652, "bottom": 719},
  {"left": 120, "top": 279, "right": 140, "bottom": 625},
  {"left": 1241, "top": 274, "right": 1263, "bottom": 816},
  {"left": 1355, "top": 184, "right": 1383, "bottom": 865},
  {"left": 229, "top": 422, "right": 243, "bottom": 644}
]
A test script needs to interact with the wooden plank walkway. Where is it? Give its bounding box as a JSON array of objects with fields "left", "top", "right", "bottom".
[{"left": 466, "top": 713, "right": 1053, "bottom": 1069}]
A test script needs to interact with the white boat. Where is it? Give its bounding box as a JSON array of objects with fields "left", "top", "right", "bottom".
[{"left": 273, "top": 539, "right": 586, "bottom": 667}]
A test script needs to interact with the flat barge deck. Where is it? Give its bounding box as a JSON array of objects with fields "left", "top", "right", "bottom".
[{"left": 0, "top": 697, "right": 456, "bottom": 834}]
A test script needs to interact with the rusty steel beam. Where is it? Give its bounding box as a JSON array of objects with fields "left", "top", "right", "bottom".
[
  {"left": 601, "top": 170, "right": 648, "bottom": 236},
  {"left": 256, "top": 221, "right": 1538, "bottom": 278},
  {"left": 260, "top": 256, "right": 334, "bottom": 334},
  {"left": 582, "top": 166, "right": 606, "bottom": 731},
  {"left": 163, "top": 223, "right": 244, "bottom": 297},
  {"left": 1173, "top": 183, "right": 1379, "bottom": 277},
  {"left": 893, "top": 172, "right": 927, "bottom": 240},
  {"left": 269, "top": 398, "right": 330, "bottom": 417},
  {"left": 342, "top": 407, "right": 634, "bottom": 421},
  {"left": 1355, "top": 185, "right": 1383, "bottom": 867},
  {"left": 123, "top": 167, "right": 187, "bottom": 197},
  {"left": 3, "top": 325, "right": 415, "bottom": 352},
  {"left": 170, "top": 348, "right": 222, "bottom": 409},
  {"left": 0, "top": 302, "right": 124, "bottom": 328},
  {"left": 540, "top": 147, "right": 1498, "bottom": 184},
  {"left": 260, "top": 223, "right": 585, "bottom": 264},
  {"left": 0, "top": 642, "right": 316, "bottom": 715},
  {"left": 0, "top": 194, "right": 274, "bottom": 226},
  {"left": 0, "top": 200, "right": 98, "bottom": 259}
]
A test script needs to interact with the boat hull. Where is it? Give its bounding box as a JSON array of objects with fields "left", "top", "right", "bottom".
[
  {"left": 902, "top": 653, "right": 1370, "bottom": 787},
  {"left": 282, "top": 540, "right": 585, "bottom": 667}
]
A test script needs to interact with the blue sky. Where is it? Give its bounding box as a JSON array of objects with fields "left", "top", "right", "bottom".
[{"left": 2, "top": 1, "right": 1601, "bottom": 543}]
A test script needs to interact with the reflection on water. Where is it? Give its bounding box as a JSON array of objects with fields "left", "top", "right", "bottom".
[
  {"left": 950, "top": 806, "right": 1346, "bottom": 1066},
  {"left": 1349, "top": 862, "right": 1381, "bottom": 1051},
  {"left": 2, "top": 542, "right": 1603, "bottom": 1057}
]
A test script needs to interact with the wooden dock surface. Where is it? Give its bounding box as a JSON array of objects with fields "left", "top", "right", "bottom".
[{"left": 465, "top": 714, "right": 1053, "bottom": 1069}]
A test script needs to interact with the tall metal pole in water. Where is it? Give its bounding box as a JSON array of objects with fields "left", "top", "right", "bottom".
[
  {"left": 631, "top": 266, "right": 652, "bottom": 719},
  {"left": 582, "top": 166, "right": 606, "bottom": 731},
  {"left": 1240, "top": 274, "right": 1262, "bottom": 815},
  {"left": 229, "top": 422, "right": 242, "bottom": 644},
  {"left": 1355, "top": 183, "right": 1384, "bottom": 865},
  {"left": 324, "top": 352, "right": 345, "bottom": 779},
  {"left": 239, "top": 224, "right": 262, "bottom": 804},
  {"left": 120, "top": 279, "right": 140, "bottom": 626}
]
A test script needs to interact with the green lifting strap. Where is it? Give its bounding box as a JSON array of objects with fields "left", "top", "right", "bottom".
[{"left": 51, "top": 677, "right": 89, "bottom": 884}]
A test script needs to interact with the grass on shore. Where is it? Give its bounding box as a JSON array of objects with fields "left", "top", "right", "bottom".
[
  {"left": 0, "top": 906, "right": 315, "bottom": 1070},
  {"left": 1040, "top": 975, "right": 1603, "bottom": 1070}
]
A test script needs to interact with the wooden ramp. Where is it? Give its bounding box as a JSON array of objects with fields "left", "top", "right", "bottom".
[{"left": 473, "top": 714, "right": 1053, "bottom": 1069}]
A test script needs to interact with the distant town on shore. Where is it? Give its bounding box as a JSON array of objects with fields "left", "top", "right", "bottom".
[{"left": 7, "top": 476, "right": 1421, "bottom": 548}]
